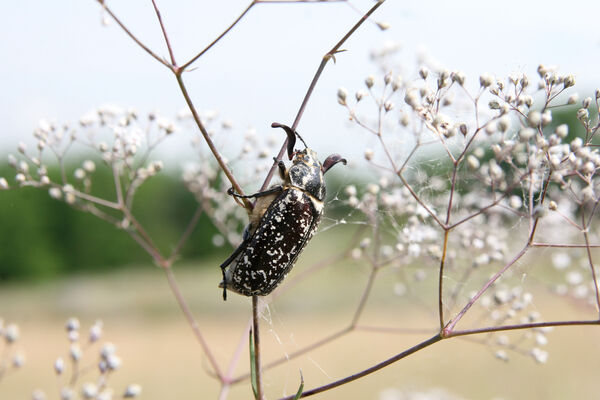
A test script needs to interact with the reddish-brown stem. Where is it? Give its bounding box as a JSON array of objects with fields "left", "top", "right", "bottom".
[
  {"left": 166, "top": 204, "right": 204, "bottom": 265},
  {"left": 164, "top": 267, "right": 224, "bottom": 381},
  {"left": 447, "top": 319, "right": 600, "bottom": 337},
  {"left": 231, "top": 327, "right": 351, "bottom": 384},
  {"left": 181, "top": 2, "right": 256, "bottom": 71},
  {"left": 580, "top": 211, "right": 600, "bottom": 315},
  {"left": 444, "top": 244, "right": 530, "bottom": 334},
  {"left": 174, "top": 73, "right": 251, "bottom": 209},
  {"left": 260, "top": 0, "right": 386, "bottom": 191},
  {"left": 252, "top": 296, "right": 264, "bottom": 399},
  {"left": 278, "top": 333, "right": 443, "bottom": 399},
  {"left": 96, "top": 0, "right": 171, "bottom": 69},
  {"left": 150, "top": 0, "right": 177, "bottom": 66},
  {"left": 438, "top": 229, "right": 450, "bottom": 329}
]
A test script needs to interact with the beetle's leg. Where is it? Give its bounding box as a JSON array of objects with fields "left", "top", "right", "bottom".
[
  {"left": 278, "top": 160, "right": 287, "bottom": 180},
  {"left": 227, "top": 186, "right": 283, "bottom": 199},
  {"left": 219, "top": 240, "right": 250, "bottom": 301}
]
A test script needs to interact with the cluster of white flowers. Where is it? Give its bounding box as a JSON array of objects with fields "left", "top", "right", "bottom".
[
  {"left": 2, "top": 107, "right": 173, "bottom": 227},
  {"left": 0, "top": 319, "right": 25, "bottom": 381},
  {"left": 33, "top": 318, "right": 140, "bottom": 400},
  {"left": 336, "top": 44, "right": 600, "bottom": 363}
]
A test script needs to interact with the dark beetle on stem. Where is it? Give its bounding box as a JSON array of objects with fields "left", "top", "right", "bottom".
[{"left": 219, "top": 122, "right": 346, "bottom": 300}]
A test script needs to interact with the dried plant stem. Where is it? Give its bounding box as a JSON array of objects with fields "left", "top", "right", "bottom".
[
  {"left": 95, "top": 0, "right": 171, "bottom": 69},
  {"left": 252, "top": 296, "right": 264, "bottom": 400},
  {"left": 580, "top": 211, "right": 600, "bottom": 314},
  {"left": 164, "top": 267, "right": 224, "bottom": 381},
  {"left": 260, "top": 0, "right": 386, "bottom": 191},
  {"left": 150, "top": 0, "right": 176, "bottom": 66},
  {"left": 174, "top": 73, "right": 252, "bottom": 209},
  {"left": 278, "top": 333, "right": 444, "bottom": 399},
  {"left": 444, "top": 244, "right": 529, "bottom": 334}
]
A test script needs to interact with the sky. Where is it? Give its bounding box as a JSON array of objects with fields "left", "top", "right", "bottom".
[{"left": 1, "top": 0, "right": 599, "bottom": 159}]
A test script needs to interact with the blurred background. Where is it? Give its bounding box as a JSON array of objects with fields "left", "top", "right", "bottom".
[{"left": 2, "top": 0, "right": 600, "bottom": 399}]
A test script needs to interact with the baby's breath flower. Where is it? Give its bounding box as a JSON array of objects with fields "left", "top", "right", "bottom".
[
  {"left": 364, "top": 148, "right": 374, "bottom": 161},
  {"left": 82, "top": 160, "right": 96, "bottom": 173},
  {"left": 49, "top": 187, "right": 62, "bottom": 200},
  {"left": 466, "top": 155, "right": 480, "bottom": 170},
  {"left": 0, "top": 177, "right": 9, "bottom": 190},
  {"left": 54, "top": 357, "right": 65, "bottom": 375},
  {"left": 418, "top": 66, "right": 429, "bottom": 80},
  {"left": 337, "top": 87, "right": 348, "bottom": 105},
  {"left": 123, "top": 384, "right": 142, "bottom": 398},
  {"left": 82, "top": 383, "right": 98, "bottom": 399},
  {"left": 355, "top": 89, "right": 367, "bottom": 101},
  {"left": 531, "top": 348, "right": 548, "bottom": 364},
  {"left": 479, "top": 73, "right": 494, "bottom": 88},
  {"left": 365, "top": 75, "right": 375, "bottom": 89}
]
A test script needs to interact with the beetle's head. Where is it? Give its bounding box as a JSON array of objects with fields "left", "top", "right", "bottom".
[{"left": 271, "top": 122, "right": 347, "bottom": 201}]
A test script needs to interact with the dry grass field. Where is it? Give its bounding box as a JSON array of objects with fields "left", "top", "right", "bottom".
[{"left": 1, "top": 257, "right": 600, "bottom": 400}]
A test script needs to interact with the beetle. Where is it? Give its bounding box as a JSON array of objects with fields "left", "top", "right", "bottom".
[{"left": 219, "top": 122, "right": 346, "bottom": 300}]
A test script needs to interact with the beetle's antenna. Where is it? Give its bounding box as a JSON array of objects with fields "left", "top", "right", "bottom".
[{"left": 271, "top": 122, "right": 308, "bottom": 153}]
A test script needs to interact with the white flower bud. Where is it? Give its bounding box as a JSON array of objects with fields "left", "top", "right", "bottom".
[
  {"left": 18, "top": 142, "right": 27, "bottom": 154},
  {"left": 54, "top": 357, "right": 65, "bottom": 374},
  {"left": 82, "top": 383, "right": 98, "bottom": 399},
  {"left": 567, "top": 93, "right": 579, "bottom": 104},
  {"left": 366, "top": 183, "right": 380, "bottom": 194},
  {"left": 100, "top": 342, "right": 116, "bottom": 359},
  {"left": 466, "top": 155, "right": 480, "bottom": 170},
  {"left": 392, "top": 75, "right": 403, "bottom": 91},
  {"left": 123, "top": 384, "right": 142, "bottom": 398},
  {"left": 83, "top": 160, "right": 96, "bottom": 173},
  {"left": 581, "top": 185, "right": 595, "bottom": 202},
  {"left": 12, "top": 353, "right": 25, "bottom": 368},
  {"left": 337, "top": 87, "right": 348, "bottom": 105},
  {"left": 89, "top": 321, "right": 103, "bottom": 343},
  {"left": 384, "top": 101, "right": 394, "bottom": 112},
  {"left": 365, "top": 75, "right": 375, "bottom": 89},
  {"left": 74, "top": 169, "right": 85, "bottom": 180},
  {"left": 106, "top": 354, "right": 121, "bottom": 371},
  {"left": 541, "top": 110, "right": 552, "bottom": 126},
  {"left": 399, "top": 113, "right": 410, "bottom": 127},
  {"left": 0, "top": 177, "right": 8, "bottom": 190},
  {"left": 479, "top": 73, "right": 494, "bottom": 88},
  {"left": 563, "top": 74, "right": 575, "bottom": 88},
  {"left": 555, "top": 124, "right": 568, "bottom": 138},
  {"left": 497, "top": 116, "right": 510, "bottom": 132},
  {"left": 344, "top": 185, "right": 357, "bottom": 197},
  {"left": 70, "top": 344, "right": 82, "bottom": 361},
  {"left": 548, "top": 200, "right": 558, "bottom": 211},
  {"left": 49, "top": 187, "right": 62, "bottom": 199},
  {"left": 65, "top": 193, "right": 76, "bottom": 205},
  {"left": 384, "top": 71, "right": 393, "bottom": 85},
  {"left": 419, "top": 66, "right": 429, "bottom": 80},
  {"left": 8, "top": 154, "right": 17, "bottom": 168},
  {"left": 451, "top": 71, "right": 466, "bottom": 85},
  {"left": 528, "top": 111, "right": 542, "bottom": 127},
  {"left": 60, "top": 388, "right": 74, "bottom": 400},
  {"left": 15, "top": 173, "right": 26, "bottom": 184},
  {"left": 583, "top": 97, "right": 592, "bottom": 108},
  {"left": 519, "top": 128, "right": 535, "bottom": 141},
  {"left": 364, "top": 149, "right": 374, "bottom": 161},
  {"left": 355, "top": 90, "right": 367, "bottom": 102}
]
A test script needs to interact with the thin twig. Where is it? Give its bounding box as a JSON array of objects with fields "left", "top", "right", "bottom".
[
  {"left": 150, "top": 0, "right": 177, "bottom": 66},
  {"left": 252, "top": 296, "right": 264, "bottom": 399},
  {"left": 95, "top": 0, "right": 172, "bottom": 69},
  {"left": 260, "top": 0, "right": 386, "bottom": 191},
  {"left": 164, "top": 267, "right": 224, "bottom": 381}
]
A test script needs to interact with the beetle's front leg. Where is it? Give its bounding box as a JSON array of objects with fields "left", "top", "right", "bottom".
[{"left": 227, "top": 185, "right": 283, "bottom": 200}]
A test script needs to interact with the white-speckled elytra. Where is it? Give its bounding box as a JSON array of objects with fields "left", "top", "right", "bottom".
[{"left": 219, "top": 122, "right": 346, "bottom": 300}]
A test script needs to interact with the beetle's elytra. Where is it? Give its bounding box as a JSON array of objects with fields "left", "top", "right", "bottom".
[{"left": 219, "top": 123, "right": 346, "bottom": 300}]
